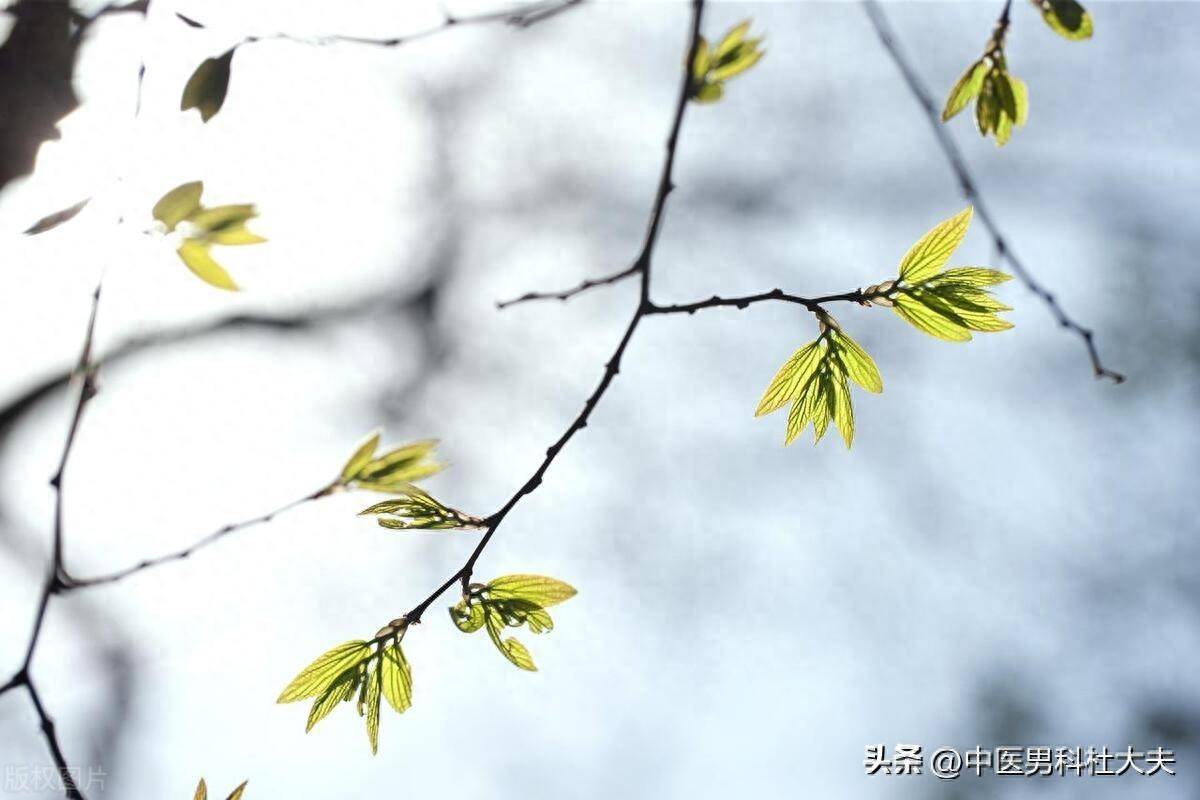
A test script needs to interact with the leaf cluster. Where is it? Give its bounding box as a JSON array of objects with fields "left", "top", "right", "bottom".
[
  {"left": 755, "top": 313, "right": 881, "bottom": 448},
  {"left": 942, "top": 48, "right": 1028, "bottom": 147},
  {"left": 152, "top": 181, "right": 265, "bottom": 290},
  {"left": 689, "top": 20, "right": 765, "bottom": 104},
  {"left": 450, "top": 575, "right": 577, "bottom": 671},
  {"left": 276, "top": 625, "right": 413, "bottom": 755},
  {"left": 194, "top": 779, "right": 246, "bottom": 800},
  {"left": 870, "top": 206, "right": 1013, "bottom": 341},
  {"left": 359, "top": 487, "right": 482, "bottom": 531},
  {"left": 338, "top": 432, "right": 444, "bottom": 492}
]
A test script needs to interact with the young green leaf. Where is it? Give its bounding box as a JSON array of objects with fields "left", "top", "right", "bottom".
[
  {"left": 277, "top": 640, "right": 370, "bottom": 703},
  {"left": 340, "top": 431, "right": 381, "bottom": 482},
  {"left": 882, "top": 208, "right": 1014, "bottom": 342},
  {"left": 182, "top": 48, "right": 235, "bottom": 122},
  {"left": 305, "top": 669, "right": 360, "bottom": 732},
  {"left": 486, "top": 575, "right": 577, "bottom": 607},
  {"left": 756, "top": 317, "right": 880, "bottom": 448},
  {"left": 354, "top": 439, "right": 443, "bottom": 490},
  {"left": 689, "top": 19, "right": 765, "bottom": 104},
  {"left": 379, "top": 644, "right": 413, "bottom": 714},
  {"left": 485, "top": 606, "right": 537, "bottom": 671},
  {"left": 177, "top": 240, "right": 238, "bottom": 291},
  {"left": 194, "top": 779, "right": 247, "bottom": 800},
  {"left": 363, "top": 660, "right": 382, "bottom": 754},
  {"left": 942, "top": 60, "right": 987, "bottom": 121},
  {"left": 153, "top": 181, "right": 203, "bottom": 231},
  {"left": 450, "top": 598, "right": 487, "bottom": 632},
  {"left": 1037, "top": 0, "right": 1093, "bottom": 40}
]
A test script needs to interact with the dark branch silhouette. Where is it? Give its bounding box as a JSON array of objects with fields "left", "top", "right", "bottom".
[
  {"left": 496, "top": 264, "right": 638, "bottom": 309},
  {"left": 863, "top": 0, "right": 1123, "bottom": 383}
]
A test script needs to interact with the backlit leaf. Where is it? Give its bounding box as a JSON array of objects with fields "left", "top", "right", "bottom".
[
  {"left": 892, "top": 292, "right": 972, "bottom": 341},
  {"left": 153, "top": 181, "right": 203, "bottom": 231},
  {"left": 1039, "top": 0, "right": 1093, "bottom": 40},
  {"left": 278, "top": 640, "right": 370, "bottom": 703},
  {"left": 486, "top": 575, "right": 577, "bottom": 607},
  {"left": 363, "top": 660, "right": 382, "bottom": 754},
  {"left": 177, "top": 240, "right": 238, "bottom": 291},
  {"left": 226, "top": 783, "right": 247, "bottom": 800},
  {"left": 754, "top": 341, "right": 822, "bottom": 417},
  {"left": 340, "top": 431, "right": 381, "bottom": 481},
  {"left": 182, "top": 48, "right": 235, "bottom": 122},
  {"left": 450, "top": 598, "right": 487, "bottom": 633},
  {"left": 305, "top": 669, "right": 359, "bottom": 732},
  {"left": 897, "top": 206, "right": 972, "bottom": 283},
  {"left": 195, "top": 780, "right": 207, "bottom": 800},
  {"left": 486, "top": 609, "right": 537, "bottom": 671},
  {"left": 380, "top": 644, "right": 413, "bottom": 714},
  {"left": 830, "top": 331, "right": 883, "bottom": 393},
  {"left": 942, "top": 60, "right": 986, "bottom": 121}
]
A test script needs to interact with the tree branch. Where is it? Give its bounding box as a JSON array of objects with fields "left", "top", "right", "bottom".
[
  {"left": 177, "top": 0, "right": 585, "bottom": 50},
  {"left": 496, "top": 265, "right": 638, "bottom": 309},
  {"left": 862, "top": 0, "right": 1123, "bottom": 383},
  {"left": 399, "top": 0, "right": 708, "bottom": 626}
]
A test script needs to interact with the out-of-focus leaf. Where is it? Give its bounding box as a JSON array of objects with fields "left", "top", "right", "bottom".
[
  {"left": 714, "top": 20, "right": 750, "bottom": 59},
  {"left": 195, "top": 780, "right": 207, "bottom": 800},
  {"left": 693, "top": 82, "right": 724, "bottom": 103},
  {"left": 1039, "top": 0, "right": 1093, "bottom": 40},
  {"left": 153, "top": 181, "right": 203, "bottom": 231},
  {"left": 182, "top": 48, "right": 235, "bottom": 122},
  {"left": 689, "top": 19, "right": 764, "bottom": 104},
  {"left": 277, "top": 640, "right": 370, "bottom": 703},
  {"left": 189, "top": 204, "right": 257, "bottom": 235},
  {"left": 898, "top": 206, "right": 973, "bottom": 283},
  {"left": 176, "top": 240, "right": 238, "bottom": 291},
  {"left": 226, "top": 783, "right": 247, "bottom": 800},
  {"left": 942, "top": 60, "right": 986, "bottom": 121},
  {"left": 1010, "top": 76, "right": 1029, "bottom": 126},
  {"left": 380, "top": 644, "right": 412, "bottom": 714},
  {"left": 24, "top": 198, "right": 90, "bottom": 235},
  {"left": 486, "top": 575, "right": 577, "bottom": 607},
  {"left": 340, "top": 431, "right": 381, "bottom": 482},
  {"left": 711, "top": 44, "right": 764, "bottom": 82}
]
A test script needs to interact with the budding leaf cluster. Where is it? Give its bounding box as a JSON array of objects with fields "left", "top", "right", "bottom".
[
  {"left": 757, "top": 207, "right": 1011, "bottom": 448},
  {"left": 689, "top": 20, "right": 765, "bottom": 104},
  {"left": 152, "top": 181, "right": 265, "bottom": 290},
  {"left": 451, "top": 575, "right": 577, "bottom": 671},
  {"left": 359, "top": 487, "right": 482, "bottom": 531},
  {"left": 276, "top": 622, "right": 413, "bottom": 755},
  {"left": 193, "top": 779, "right": 247, "bottom": 800},
  {"left": 943, "top": 47, "right": 1028, "bottom": 146},
  {"left": 337, "top": 432, "right": 444, "bottom": 493}
]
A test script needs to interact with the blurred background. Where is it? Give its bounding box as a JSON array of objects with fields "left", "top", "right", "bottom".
[{"left": 0, "top": 1, "right": 1196, "bottom": 797}]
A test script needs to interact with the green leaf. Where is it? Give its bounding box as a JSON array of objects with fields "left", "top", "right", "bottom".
[
  {"left": 189, "top": 204, "right": 257, "bottom": 234},
  {"left": 942, "top": 60, "right": 986, "bottom": 121},
  {"left": 690, "top": 35, "right": 711, "bottom": 82},
  {"left": 892, "top": 292, "right": 972, "bottom": 341},
  {"left": 1009, "top": 75, "right": 1029, "bottom": 127},
  {"left": 693, "top": 82, "right": 724, "bottom": 103},
  {"left": 177, "top": 240, "right": 238, "bottom": 291},
  {"left": 830, "top": 331, "right": 883, "bottom": 394},
  {"left": 153, "top": 181, "right": 203, "bottom": 231},
  {"left": 755, "top": 341, "right": 823, "bottom": 417},
  {"left": 363, "top": 659, "right": 382, "bottom": 754},
  {"left": 278, "top": 640, "right": 370, "bottom": 703},
  {"left": 897, "top": 206, "right": 973, "bottom": 283},
  {"left": 340, "top": 431, "right": 380, "bottom": 482},
  {"left": 975, "top": 73, "right": 998, "bottom": 138},
  {"left": 485, "top": 608, "right": 537, "bottom": 671},
  {"left": 486, "top": 575, "right": 577, "bottom": 608},
  {"left": 936, "top": 267, "right": 1011, "bottom": 287},
  {"left": 380, "top": 644, "right": 413, "bottom": 714},
  {"left": 1039, "top": 0, "right": 1093, "bottom": 40},
  {"left": 358, "top": 439, "right": 443, "bottom": 485},
  {"left": 711, "top": 44, "right": 764, "bottom": 82},
  {"left": 306, "top": 669, "right": 359, "bottom": 732},
  {"left": 450, "top": 598, "right": 487, "bottom": 633},
  {"left": 182, "top": 48, "right": 235, "bottom": 122},
  {"left": 359, "top": 485, "right": 478, "bottom": 530},
  {"left": 714, "top": 20, "right": 751, "bottom": 59},
  {"left": 829, "top": 372, "right": 854, "bottom": 447}
]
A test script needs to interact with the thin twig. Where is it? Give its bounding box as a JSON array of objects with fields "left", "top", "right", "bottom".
[
  {"left": 177, "top": 0, "right": 584, "bottom": 50},
  {"left": 646, "top": 288, "right": 867, "bottom": 316},
  {"left": 399, "top": 0, "right": 708, "bottom": 626},
  {"left": 862, "top": 0, "right": 1123, "bottom": 383},
  {"left": 496, "top": 265, "right": 638, "bottom": 309}
]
